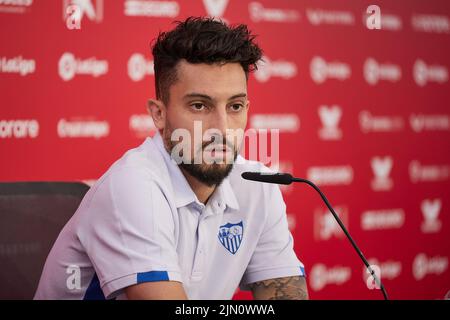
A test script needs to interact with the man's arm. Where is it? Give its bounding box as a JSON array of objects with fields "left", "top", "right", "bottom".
[
  {"left": 248, "top": 276, "right": 309, "bottom": 300},
  {"left": 125, "top": 281, "right": 188, "bottom": 300}
]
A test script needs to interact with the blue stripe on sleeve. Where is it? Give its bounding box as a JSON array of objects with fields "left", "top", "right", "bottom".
[
  {"left": 300, "top": 266, "right": 306, "bottom": 277},
  {"left": 137, "top": 270, "right": 169, "bottom": 283}
]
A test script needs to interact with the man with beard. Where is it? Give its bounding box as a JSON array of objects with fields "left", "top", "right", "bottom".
[{"left": 35, "top": 17, "right": 308, "bottom": 300}]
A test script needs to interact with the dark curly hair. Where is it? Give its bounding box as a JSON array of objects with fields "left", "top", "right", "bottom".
[{"left": 151, "top": 16, "right": 263, "bottom": 104}]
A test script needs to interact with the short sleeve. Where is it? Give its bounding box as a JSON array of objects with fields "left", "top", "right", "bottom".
[
  {"left": 239, "top": 184, "right": 305, "bottom": 291},
  {"left": 77, "top": 166, "right": 182, "bottom": 299}
]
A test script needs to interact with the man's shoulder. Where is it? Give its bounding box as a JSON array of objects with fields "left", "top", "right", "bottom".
[
  {"left": 103, "top": 137, "right": 169, "bottom": 181},
  {"left": 85, "top": 138, "right": 173, "bottom": 204},
  {"left": 111, "top": 137, "right": 163, "bottom": 172}
]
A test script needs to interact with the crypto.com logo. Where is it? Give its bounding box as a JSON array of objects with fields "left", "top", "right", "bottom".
[
  {"left": 168, "top": 121, "right": 279, "bottom": 169},
  {"left": 63, "top": 0, "right": 103, "bottom": 30}
]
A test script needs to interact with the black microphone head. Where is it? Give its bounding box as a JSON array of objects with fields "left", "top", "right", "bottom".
[{"left": 241, "top": 172, "right": 293, "bottom": 185}]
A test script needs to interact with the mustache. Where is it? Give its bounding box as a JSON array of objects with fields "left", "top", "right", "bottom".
[{"left": 200, "top": 136, "right": 235, "bottom": 152}]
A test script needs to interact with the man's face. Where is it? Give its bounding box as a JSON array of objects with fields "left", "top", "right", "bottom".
[{"left": 161, "top": 60, "right": 249, "bottom": 186}]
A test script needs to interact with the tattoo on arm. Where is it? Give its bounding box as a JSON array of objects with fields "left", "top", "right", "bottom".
[{"left": 249, "top": 276, "right": 309, "bottom": 300}]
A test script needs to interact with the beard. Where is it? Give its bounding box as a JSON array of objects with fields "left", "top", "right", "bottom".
[
  {"left": 179, "top": 161, "right": 235, "bottom": 187},
  {"left": 163, "top": 126, "right": 238, "bottom": 187}
]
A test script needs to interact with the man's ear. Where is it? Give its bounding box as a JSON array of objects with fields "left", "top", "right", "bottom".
[{"left": 147, "top": 99, "right": 166, "bottom": 130}]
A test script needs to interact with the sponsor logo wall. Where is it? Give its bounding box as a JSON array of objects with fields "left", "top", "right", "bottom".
[{"left": 0, "top": 0, "right": 449, "bottom": 300}]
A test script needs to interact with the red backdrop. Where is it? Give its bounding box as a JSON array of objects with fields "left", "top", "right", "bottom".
[{"left": 1, "top": 0, "right": 449, "bottom": 300}]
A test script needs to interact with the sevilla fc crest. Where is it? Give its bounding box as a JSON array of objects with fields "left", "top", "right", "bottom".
[{"left": 218, "top": 221, "right": 244, "bottom": 254}]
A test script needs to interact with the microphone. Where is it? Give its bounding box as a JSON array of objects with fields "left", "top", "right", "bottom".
[
  {"left": 241, "top": 172, "right": 294, "bottom": 185},
  {"left": 242, "top": 171, "right": 389, "bottom": 300}
]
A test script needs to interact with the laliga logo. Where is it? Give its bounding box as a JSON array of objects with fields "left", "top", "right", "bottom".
[
  {"left": 318, "top": 105, "right": 342, "bottom": 140},
  {"left": 413, "top": 253, "right": 448, "bottom": 281},
  {"left": 203, "top": 0, "right": 228, "bottom": 18},
  {"left": 310, "top": 56, "right": 351, "bottom": 84},
  {"left": 364, "top": 58, "right": 402, "bottom": 85},
  {"left": 310, "top": 264, "right": 351, "bottom": 291},
  {"left": 58, "top": 52, "right": 108, "bottom": 81},
  {"left": 413, "top": 59, "right": 449, "bottom": 87},
  {"left": 363, "top": 259, "right": 402, "bottom": 287},
  {"left": 0, "top": 55, "right": 36, "bottom": 76},
  {"left": 254, "top": 56, "right": 297, "bottom": 83},
  {"left": 421, "top": 199, "right": 442, "bottom": 234},
  {"left": 128, "top": 53, "right": 154, "bottom": 82},
  {"left": 371, "top": 156, "right": 393, "bottom": 191}
]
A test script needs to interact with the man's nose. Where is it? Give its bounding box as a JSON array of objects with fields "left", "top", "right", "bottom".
[{"left": 209, "top": 107, "right": 228, "bottom": 135}]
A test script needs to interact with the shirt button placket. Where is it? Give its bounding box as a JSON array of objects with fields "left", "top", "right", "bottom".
[{"left": 191, "top": 207, "right": 206, "bottom": 281}]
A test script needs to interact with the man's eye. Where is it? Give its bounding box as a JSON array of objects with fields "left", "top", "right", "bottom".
[
  {"left": 191, "top": 103, "right": 206, "bottom": 111},
  {"left": 229, "top": 104, "right": 244, "bottom": 112}
]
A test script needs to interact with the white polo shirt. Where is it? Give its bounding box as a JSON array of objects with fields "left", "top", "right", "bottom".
[{"left": 34, "top": 132, "right": 305, "bottom": 300}]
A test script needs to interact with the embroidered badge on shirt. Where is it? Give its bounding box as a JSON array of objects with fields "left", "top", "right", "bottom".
[{"left": 218, "top": 221, "right": 244, "bottom": 254}]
